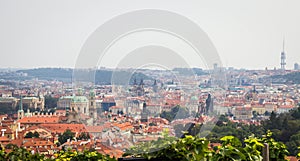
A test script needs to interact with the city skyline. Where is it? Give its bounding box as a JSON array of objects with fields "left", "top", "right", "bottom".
[
  {"left": 1, "top": 1, "right": 300, "bottom": 159},
  {"left": 1, "top": 0, "right": 300, "bottom": 70}
]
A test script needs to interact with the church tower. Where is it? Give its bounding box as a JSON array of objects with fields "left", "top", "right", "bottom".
[
  {"left": 89, "top": 89, "right": 97, "bottom": 121},
  {"left": 141, "top": 101, "right": 148, "bottom": 123},
  {"left": 137, "top": 79, "right": 145, "bottom": 96},
  {"left": 18, "top": 96, "right": 24, "bottom": 120},
  {"left": 153, "top": 79, "right": 158, "bottom": 93}
]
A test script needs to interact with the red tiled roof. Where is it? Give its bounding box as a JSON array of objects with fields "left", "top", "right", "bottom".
[
  {"left": 95, "top": 143, "right": 123, "bottom": 158},
  {"left": 85, "top": 126, "right": 104, "bottom": 133},
  {"left": 18, "top": 116, "right": 60, "bottom": 124},
  {"left": 23, "top": 138, "right": 54, "bottom": 147},
  {"left": 278, "top": 105, "right": 294, "bottom": 109},
  {"left": 0, "top": 126, "right": 13, "bottom": 134},
  {"left": 40, "top": 123, "right": 86, "bottom": 134},
  {"left": 10, "top": 139, "right": 23, "bottom": 147},
  {"left": 286, "top": 156, "right": 298, "bottom": 161},
  {"left": 0, "top": 136, "right": 9, "bottom": 142},
  {"left": 112, "top": 122, "right": 133, "bottom": 131}
]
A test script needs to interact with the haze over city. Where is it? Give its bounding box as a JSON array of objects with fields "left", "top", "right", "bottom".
[
  {"left": 1, "top": 0, "right": 300, "bottom": 69},
  {"left": 1, "top": 1, "right": 300, "bottom": 160}
]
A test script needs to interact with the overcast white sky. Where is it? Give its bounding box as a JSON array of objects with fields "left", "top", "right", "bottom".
[{"left": 0, "top": 0, "right": 299, "bottom": 70}]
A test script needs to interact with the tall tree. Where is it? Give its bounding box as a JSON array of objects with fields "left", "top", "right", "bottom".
[{"left": 58, "top": 129, "right": 75, "bottom": 144}]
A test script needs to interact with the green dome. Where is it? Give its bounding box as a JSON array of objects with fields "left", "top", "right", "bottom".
[
  {"left": 191, "top": 96, "right": 198, "bottom": 101},
  {"left": 72, "top": 96, "right": 88, "bottom": 103}
]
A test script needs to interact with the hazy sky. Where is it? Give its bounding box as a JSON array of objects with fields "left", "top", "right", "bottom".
[{"left": 1, "top": 0, "right": 300, "bottom": 70}]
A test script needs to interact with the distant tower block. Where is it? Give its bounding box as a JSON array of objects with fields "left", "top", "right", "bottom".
[
  {"left": 280, "top": 39, "right": 286, "bottom": 71},
  {"left": 213, "top": 63, "right": 218, "bottom": 70},
  {"left": 294, "top": 63, "right": 299, "bottom": 70}
]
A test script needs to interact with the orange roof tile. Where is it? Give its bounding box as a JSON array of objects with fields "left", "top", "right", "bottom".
[
  {"left": 85, "top": 126, "right": 104, "bottom": 133},
  {"left": 0, "top": 136, "right": 9, "bottom": 142},
  {"left": 40, "top": 123, "right": 87, "bottom": 134},
  {"left": 18, "top": 116, "right": 60, "bottom": 124},
  {"left": 23, "top": 138, "right": 54, "bottom": 147}
]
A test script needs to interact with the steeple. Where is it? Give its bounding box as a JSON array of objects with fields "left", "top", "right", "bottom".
[
  {"left": 141, "top": 101, "right": 148, "bottom": 122},
  {"left": 18, "top": 95, "right": 24, "bottom": 120},
  {"left": 89, "top": 89, "right": 97, "bottom": 123},
  {"left": 139, "top": 79, "right": 144, "bottom": 86},
  {"left": 153, "top": 79, "right": 157, "bottom": 86},
  {"left": 19, "top": 95, "right": 23, "bottom": 111},
  {"left": 153, "top": 79, "right": 158, "bottom": 93}
]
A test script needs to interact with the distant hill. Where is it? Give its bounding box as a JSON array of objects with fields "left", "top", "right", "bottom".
[
  {"left": 173, "top": 68, "right": 208, "bottom": 76},
  {"left": 17, "top": 68, "right": 152, "bottom": 85},
  {"left": 17, "top": 68, "right": 72, "bottom": 82},
  {"left": 270, "top": 72, "right": 300, "bottom": 84}
]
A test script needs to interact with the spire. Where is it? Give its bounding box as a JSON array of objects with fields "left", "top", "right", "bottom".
[
  {"left": 18, "top": 95, "right": 24, "bottom": 120},
  {"left": 19, "top": 95, "right": 23, "bottom": 111},
  {"left": 139, "top": 79, "right": 144, "bottom": 86},
  {"left": 153, "top": 79, "right": 157, "bottom": 86},
  {"left": 89, "top": 88, "right": 95, "bottom": 97}
]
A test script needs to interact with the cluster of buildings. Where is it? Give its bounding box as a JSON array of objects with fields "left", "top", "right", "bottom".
[{"left": 0, "top": 62, "right": 299, "bottom": 158}]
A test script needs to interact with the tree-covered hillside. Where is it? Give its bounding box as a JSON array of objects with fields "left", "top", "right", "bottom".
[
  {"left": 17, "top": 68, "right": 152, "bottom": 84},
  {"left": 270, "top": 72, "right": 300, "bottom": 84}
]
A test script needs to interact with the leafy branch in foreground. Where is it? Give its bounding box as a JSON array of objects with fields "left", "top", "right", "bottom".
[
  {"left": 0, "top": 146, "right": 117, "bottom": 161},
  {"left": 124, "top": 131, "right": 289, "bottom": 161}
]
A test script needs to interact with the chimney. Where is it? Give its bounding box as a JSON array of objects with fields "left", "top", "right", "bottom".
[
  {"left": 18, "top": 122, "right": 21, "bottom": 131},
  {"left": 16, "top": 129, "right": 18, "bottom": 139},
  {"left": 1, "top": 129, "right": 6, "bottom": 137}
]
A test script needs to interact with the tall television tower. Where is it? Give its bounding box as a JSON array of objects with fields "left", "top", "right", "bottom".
[{"left": 280, "top": 39, "right": 286, "bottom": 71}]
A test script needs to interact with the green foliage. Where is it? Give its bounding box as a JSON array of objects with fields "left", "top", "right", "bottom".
[
  {"left": 270, "top": 72, "right": 300, "bottom": 84},
  {"left": 5, "top": 147, "right": 46, "bottom": 161},
  {"left": 44, "top": 95, "right": 58, "bottom": 109},
  {"left": 0, "top": 146, "right": 116, "bottom": 161},
  {"left": 213, "top": 136, "right": 247, "bottom": 161},
  {"left": 160, "top": 105, "right": 189, "bottom": 122},
  {"left": 5, "top": 144, "right": 18, "bottom": 150},
  {"left": 77, "top": 132, "right": 90, "bottom": 141},
  {"left": 0, "top": 132, "right": 291, "bottom": 161},
  {"left": 261, "top": 131, "right": 289, "bottom": 161},
  {"left": 262, "top": 106, "right": 300, "bottom": 155},
  {"left": 0, "top": 103, "right": 15, "bottom": 115},
  {"left": 203, "top": 108, "right": 300, "bottom": 156},
  {"left": 54, "top": 150, "right": 116, "bottom": 161},
  {"left": 243, "top": 136, "right": 264, "bottom": 161},
  {"left": 201, "top": 116, "right": 264, "bottom": 143},
  {"left": 124, "top": 135, "right": 211, "bottom": 161},
  {"left": 25, "top": 131, "right": 40, "bottom": 138},
  {"left": 125, "top": 132, "right": 289, "bottom": 161},
  {"left": 58, "top": 129, "right": 75, "bottom": 145}
]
